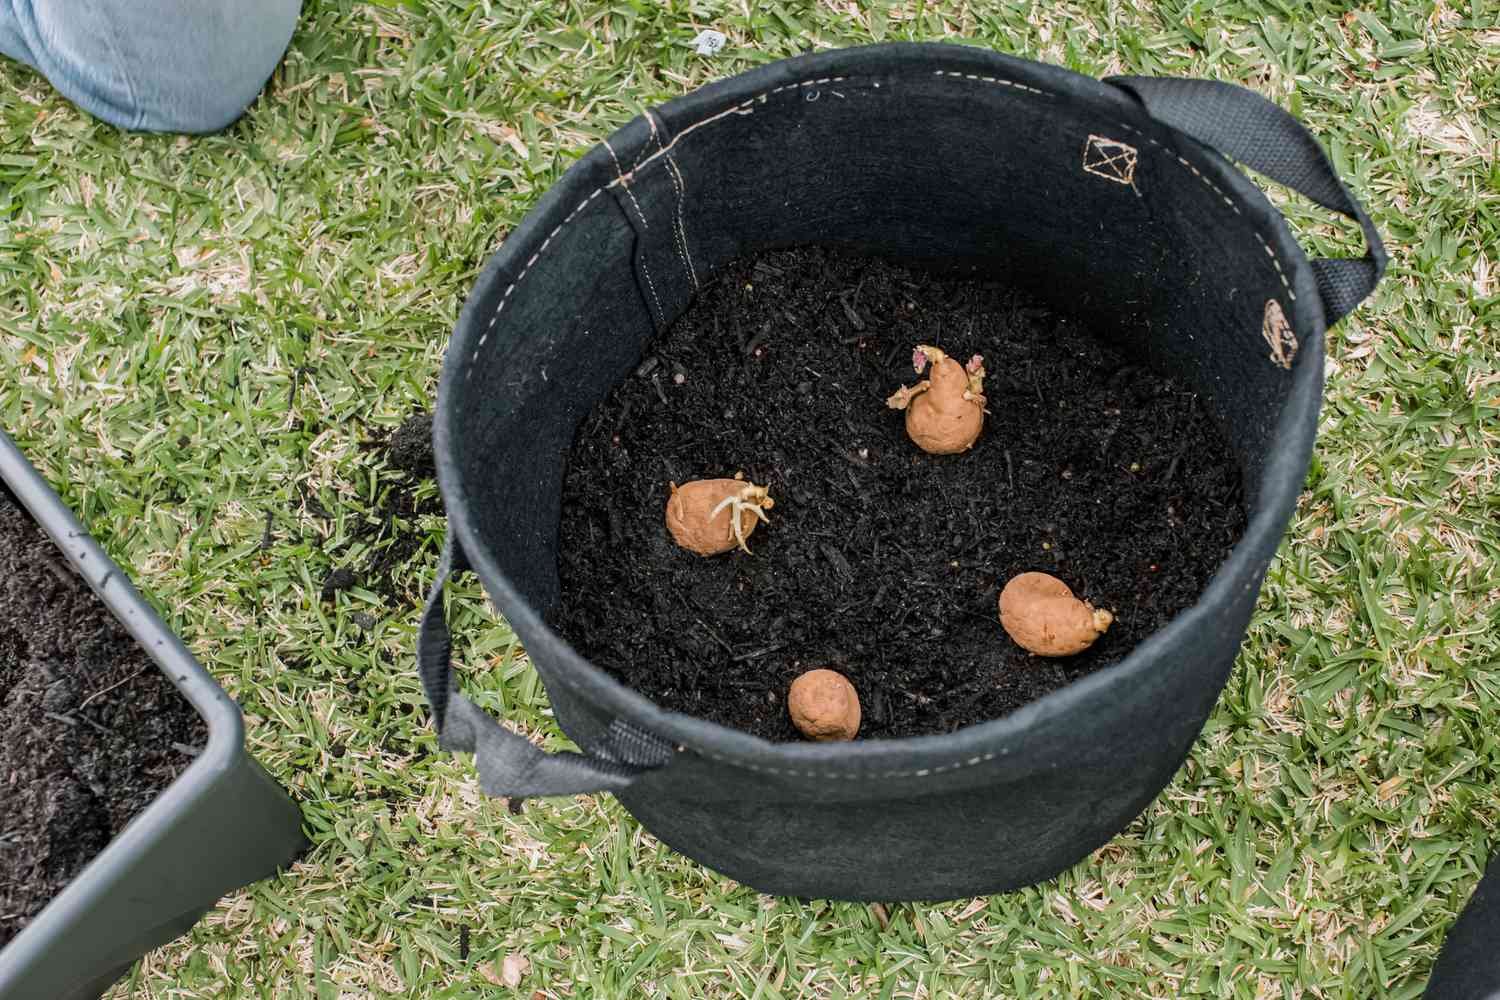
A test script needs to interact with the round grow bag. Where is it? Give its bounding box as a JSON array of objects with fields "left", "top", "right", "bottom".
[{"left": 419, "top": 43, "right": 1384, "bottom": 901}]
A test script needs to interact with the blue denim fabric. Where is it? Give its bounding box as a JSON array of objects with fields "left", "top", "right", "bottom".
[{"left": 0, "top": 0, "right": 300, "bottom": 133}]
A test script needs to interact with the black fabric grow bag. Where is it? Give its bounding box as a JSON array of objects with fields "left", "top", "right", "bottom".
[
  {"left": 0, "top": 430, "right": 307, "bottom": 1000},
  {"left": 420, "top": 43, "right": 1384, "bottom": 901},
  {"left": 1427, "top": 854, "right": 1500, "bottom": 999}
]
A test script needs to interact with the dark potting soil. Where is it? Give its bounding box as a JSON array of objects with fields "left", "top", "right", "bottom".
[
  {"left": 0, "top": 483, "right": 206, "bottom": 948},
  {"left": 328, "top": 411, "right": 442, "bottom": 606},
  {"left": 550, "top": 247, "right": 1247, "bottom": 741}
]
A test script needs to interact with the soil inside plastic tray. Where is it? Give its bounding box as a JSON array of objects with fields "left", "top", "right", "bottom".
[
  {"left": 0, "top": 481, "right": 206, "bottom": 948},
  {"left": 550, "top": 247, "right": 1248, "bottom": 741}
]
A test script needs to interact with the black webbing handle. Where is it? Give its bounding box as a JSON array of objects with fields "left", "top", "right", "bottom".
[
  {"left": 418, "top": 537, "right": 672, "bottom": 798},
  {"left": 1106, "top": 76, "right": 1386, "bottom": 326}
]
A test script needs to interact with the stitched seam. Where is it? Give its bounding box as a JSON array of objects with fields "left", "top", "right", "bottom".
[
  {"left": 603, "top": 139, "right": 650, "bottom": 231},
  {"left": 1082, "top": 134, "right": 1138, "bottom": 185},
  {"left": 931, "top": 69, "right": 1046, "bottom": 96},
  {"left": 614, "top": 77, "right": 849, "bottom": 186},
  {"left": 641, "top": 109, "right": 700, "bottom": 292},
  {"left": 604, "top": 138, "right": 666, "bottom": 325},
  {"left": 460, "top": 73, "right": 1294, "bottom": 776},
  {"left": 635, "top": 118, "right": 696, "bottom": 292},
  {"left": 470, "top": 76, "right": 1291, "bottom": 381},
  {"left": 690, "top": 747, "right": 1000, "bottom": 779},
  {"left": 462, "top": 185, "right": 606, "bottom": 382},
  {"left": 634, "top": 233, "right": 665, "bottom": 323},
  {"left": 663, "top": 155, "right": 701, "bottom": 290},
  {"left": 1113, "top": 120, "right": 1294, "bottom": 300},
  {"left": 635, "top": 108, "right": 664, "bottom": 169},
  {"left": 636, "top": 251, "right": 665, "bottom": 327}
]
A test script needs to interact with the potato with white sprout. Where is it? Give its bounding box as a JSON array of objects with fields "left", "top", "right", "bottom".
[{"left": 665, "top": 474, "right": 775, "bottom": 555}]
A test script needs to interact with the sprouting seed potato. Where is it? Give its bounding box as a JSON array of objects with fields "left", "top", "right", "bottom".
[
  {"left": 665, "top": 474, "right": 774, "bottom": 556},
  {"left": 998, "top": 572, "right": 1113, "bottom": 656},
  {"left": 886, "top": 344, "right": 987, "bottom": 454}
]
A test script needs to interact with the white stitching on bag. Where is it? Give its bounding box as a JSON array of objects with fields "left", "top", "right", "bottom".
[
  {"left": 1083, "top": 134, "right": 1138, "bottom": 185},
  {"left": 603, "top": 138, "right": 650, "bottom": 232},
  {"left": 635, "top": 108, "right": 663, "bottom": 169},
  {"left": 932, "top": 68, "right": 1045, "bottom": 95},
  {"left": 1112, "top": 119, "right": 1293, "bottom": 298},
  {"left": 638, "top": 108, "right": 700, "bottom": 293},
  {"left": 663, "top": 154, "right": 701, "bottom": 291},
  {"left": 462, "top": 83, "right": 834, "bottom": 382},
  {"left": 464, "top": 187, "right": 604, "bottom": 382},
  {"left": 604, "top": 138, "right": 666, "bottom": 325},
  {"left": 466, "top": 73, "right": 1296, "bottom": 378},
  {"left": 689, "top": 748, "right": 1001, "bottom": 779}
]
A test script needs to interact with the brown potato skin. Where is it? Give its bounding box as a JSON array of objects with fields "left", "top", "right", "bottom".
[
  {"left": 665, "top": 479, "right": 762, "bottom": 556},
  {"left": 906, "top": 355, "right": 983, "bottom": 454},
  {"left": 788, "top": 669, "right": 861, "bottom": 741},
  {"left": 998, "top": 572, "right": 1113, "bottom": 656}
]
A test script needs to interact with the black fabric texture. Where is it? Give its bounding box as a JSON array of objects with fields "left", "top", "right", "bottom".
[
  {"left": 1105, "top": 76, "right": 1386, "bottom": 325},
  {"left": 1427, "top": 855, "right": 1500, "bottom": 999},
  {"left": 425, "top": 43, "right": 1384, "bottom": 900},
  {"left": 418, "top": 538, "right": 673, "bottom": 797}
]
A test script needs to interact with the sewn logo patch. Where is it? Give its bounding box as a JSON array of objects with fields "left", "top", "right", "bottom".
[
  {"left": 1082, "top": 135, "right": 1138, "bottom": 185},
  {"left": 1262, "top": 299, "right": 1298, "bottom": 370}
]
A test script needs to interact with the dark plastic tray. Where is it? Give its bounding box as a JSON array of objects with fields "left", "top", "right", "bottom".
[{"left": 0, "top": 430, "right": 306, "bottom": 1000}]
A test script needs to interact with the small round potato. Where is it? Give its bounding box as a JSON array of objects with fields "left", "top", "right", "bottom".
[
  {"left": 788, "top": 669, "right": 861, "bottom": 741},
  {"left": 998, "top": 572, "right": 1113, "bottom": 657}
]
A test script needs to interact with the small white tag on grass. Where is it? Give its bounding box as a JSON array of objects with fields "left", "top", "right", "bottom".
[{"left": 692, "top": 29, "right": 727, "bottom": 55}]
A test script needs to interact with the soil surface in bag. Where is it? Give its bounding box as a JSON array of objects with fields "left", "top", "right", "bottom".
[
  {"left": 551, "top": 247, "right": 1247, "bottom": 741},
  {"left": 0, "top": 483, "right": 205, "bottom": 947}
]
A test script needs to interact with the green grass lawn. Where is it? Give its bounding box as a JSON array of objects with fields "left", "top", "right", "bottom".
[{"left": 2, "top": 1, "right": 1497, "bottom": 997}]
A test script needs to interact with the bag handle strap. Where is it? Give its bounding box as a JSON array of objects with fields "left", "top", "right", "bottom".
[
  {"left": 418, "top": 536, "right": 672, "bottom": 799},
  {"left": 1106, "top": 76, "right": 1386, "bottom": 326}
]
